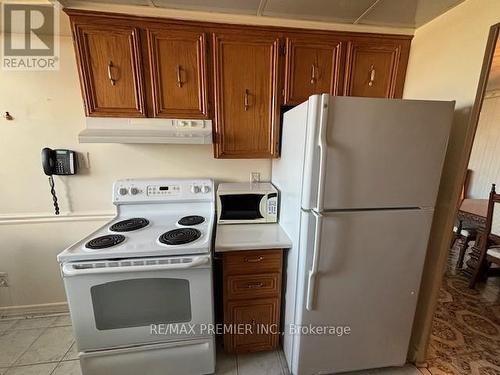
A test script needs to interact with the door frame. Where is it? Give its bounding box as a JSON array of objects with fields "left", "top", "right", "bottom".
[{"left": 408, "top": 22, "right": 500, "bottom": 364}]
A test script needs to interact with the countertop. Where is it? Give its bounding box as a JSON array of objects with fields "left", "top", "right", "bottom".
[{"left": 215, "top": 223, "right": 292, "bottom": 252}]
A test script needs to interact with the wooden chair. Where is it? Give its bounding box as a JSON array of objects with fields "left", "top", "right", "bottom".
[
  {"left": 470, "top": 183, "right": 500, "bottom": 288},
  {"left": 451, "top": 169, "right": 478, "bottom": 268}
]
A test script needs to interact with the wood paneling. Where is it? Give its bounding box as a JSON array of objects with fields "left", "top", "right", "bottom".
[
  {"left": 223, "top": 249, "right": 283, "bottom": 353},
  {"left": 343, "top": 37, "right": 410, "bottom": 98},
  {"left": 225, "top": 298, "right": 280, "bottom": 353},
  {"left": 344, "top": 40, "right": 402, "bottom": 98},
  {"left": 284, "top": 36, "right": 344, "bottom": 105},
  {"left": 66, "top": 9, "right": 412, "bottom": 158},
  {"left": 147, "top": 27, "right": 209, "bottom": 118},
  {"left": 226, "top": 273, "right": 281, "bottom": 300},
  {"left": 212, "top": 32, "right": 281, "bottom": 159},
  {"left": 72, "top": 23, "right": 146, "bottom": 117},
  {"left": 222, "top": 250, "right": 283, "bottom": 274}
]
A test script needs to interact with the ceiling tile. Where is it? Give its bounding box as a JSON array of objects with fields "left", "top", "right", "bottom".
[
  {"left": 263, "top": 0, "right": 377, "bottom": 23},
  {"left": 151, "top": 0, "right": 262, "bottom": 15},
  {"left": 358, "top": 0, "right": 464, "bottom": 28},
  {"left": 78, "top": 0, "right": 152, "bottom": 6},
  {"left": 414, "top": 0, "right": 465, "bottom": 27}
]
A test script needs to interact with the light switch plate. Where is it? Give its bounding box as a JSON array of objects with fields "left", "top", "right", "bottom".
[{"left": 251, "top": 172, "right": 260, "bottom": 183}]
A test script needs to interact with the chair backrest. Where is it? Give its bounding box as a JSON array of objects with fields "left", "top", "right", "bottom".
[{"left": 485, "top": 184, "right": 500, "bottom": 241}]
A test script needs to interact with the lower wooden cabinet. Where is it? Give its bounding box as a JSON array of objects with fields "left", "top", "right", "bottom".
[{"left": 222, "top": 249, "right": 283, "bottom": 353}]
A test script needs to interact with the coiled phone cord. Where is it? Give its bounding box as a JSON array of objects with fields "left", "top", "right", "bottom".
[{"left": 48, "top": 176, "right": 60, "bottom": 215}]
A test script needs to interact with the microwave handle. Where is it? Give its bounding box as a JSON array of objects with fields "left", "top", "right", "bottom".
[
  {"left": 259, "top": 194, "right": 267, "bottom": 218},
  {"left": 62, "top": 256, "right": 210, "bottom": 277}
]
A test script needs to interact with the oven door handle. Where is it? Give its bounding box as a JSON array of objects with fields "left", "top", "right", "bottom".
[{"left": 62, "top": 256, "right": 210, "bottom": 277}]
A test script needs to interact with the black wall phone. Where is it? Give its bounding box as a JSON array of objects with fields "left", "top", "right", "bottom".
[{"left": 41, "top": 148, "right": 77, "bottom": 215}]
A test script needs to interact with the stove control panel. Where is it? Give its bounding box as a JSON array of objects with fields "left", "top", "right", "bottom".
[
  {"left": 147, "top": 184, "right": 180, "bottom": 196},
  {"left": 113, "top": 179, "right": 214, "bottom": 204}
]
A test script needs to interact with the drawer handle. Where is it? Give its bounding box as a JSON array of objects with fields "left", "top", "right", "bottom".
[
  {"left": 244, "top": 89, "right": 250, "bottom": 111},
  {"left": 310, "top": 64, "right": 316, "bottom": 84},
  {"left": 107, "top": 61, "right": 116, "bottom": 86},
  {"left": 246, "top": 282, "right": 264, "bottom": 289},
  {"left": 368, "top": 64, "right": 375, "bottom": 87},
  {"left": 176, "top": 65, "right": 183, "bottom": 88},
  {"left": 244, "top": 256, "right": 263, "bottom": 263}
]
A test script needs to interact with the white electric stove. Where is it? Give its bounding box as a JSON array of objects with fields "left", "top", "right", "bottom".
[{"left": 58, "top": 178, "right": 216, "bottom": 375}]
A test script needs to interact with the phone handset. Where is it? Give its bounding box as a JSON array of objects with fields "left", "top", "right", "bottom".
[{"left": 41, "top": 148, "right": 77, "bottom": 215}]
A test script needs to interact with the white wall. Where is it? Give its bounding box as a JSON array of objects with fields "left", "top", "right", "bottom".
[
  {"left": 468, "top": 92, "right": 500, "bottom": 198},
  {"left": 402, "top": 0, "right": 500, "bottom": 361}
]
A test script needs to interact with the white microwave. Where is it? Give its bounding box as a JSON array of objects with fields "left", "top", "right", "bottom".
[{"left": 217, "top": 182, "right": 278, "bottom": 224}]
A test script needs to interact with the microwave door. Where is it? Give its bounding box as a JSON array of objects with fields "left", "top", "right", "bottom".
[{"left": 219, "top": 194, "right": 266, "bottom": 223}]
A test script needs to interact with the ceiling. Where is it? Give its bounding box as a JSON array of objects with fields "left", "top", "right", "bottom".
[{"left": 60, "top": 0, "right": 465, "bottom": 29}]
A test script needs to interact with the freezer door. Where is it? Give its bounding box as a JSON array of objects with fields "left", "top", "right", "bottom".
[
  {"left": 303, "top": 95, "right": 454, "bottom": 210},
  {"left": 291, "top": 208, "right": 433, "bottom": 375}
]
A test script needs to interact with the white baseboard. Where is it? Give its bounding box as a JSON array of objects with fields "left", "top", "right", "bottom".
[{"left": 0, "top": 302, "right": 69, "bottom": 318}]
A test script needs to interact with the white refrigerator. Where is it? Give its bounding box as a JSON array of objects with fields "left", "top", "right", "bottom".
[{"left": 272, "top": 94, "right": 454, "bottom": 374}]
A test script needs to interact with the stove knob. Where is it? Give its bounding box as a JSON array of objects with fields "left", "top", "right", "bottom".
[
  {"left": 191, "top": 185, "right": 201, "bottom": 194},
  {"left": 130, "top": 187, "right": 139, "bottom": 195},
  {"left": 118, "top": 187, "right": 128, "bottom": 196},
  {"left": 201, "top": 185, "right": 210, "bottom": 194}
]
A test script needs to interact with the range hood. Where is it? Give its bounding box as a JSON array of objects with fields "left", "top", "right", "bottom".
[{"left": 79, "top": 118, "right": 212, "bottom": 144}]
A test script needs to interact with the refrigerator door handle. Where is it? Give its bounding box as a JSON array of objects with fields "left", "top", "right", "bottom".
[
  {"left": 316, "top": 94, "right": 329, "bottom": 212},
  {"left": 306, "top": 211, "right": 323, "bottom": 311}
]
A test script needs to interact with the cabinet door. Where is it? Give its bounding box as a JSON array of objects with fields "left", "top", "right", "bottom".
[
  {"left": 147, "top": 28, "right": 208, "bottom": 118},
  {"left": 284, "top": 37, "right": 343, "bottom": 105},
  {"left": 224, "top": 298, "right": 280, "bottom": 353},
  {"left": 73, "top": 23, "right": 146, "bottom": 117},
  {"left": 344, "top": 41, "right": 402, "bottom": 98},
  {"left": 212, "top": 33, "right": 280, "bottom": 158}
]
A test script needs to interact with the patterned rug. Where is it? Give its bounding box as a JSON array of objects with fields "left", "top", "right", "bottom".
[{"left": 424, "top": 241, "right": 500, "bottom": 374}]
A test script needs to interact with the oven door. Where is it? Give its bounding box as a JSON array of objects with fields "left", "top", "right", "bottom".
[
  {"left": 218, "top": 193, "right": 267, "bottom": 224},
  {"left": 62, "top": 255, "right": 213, "bottom": 351}
]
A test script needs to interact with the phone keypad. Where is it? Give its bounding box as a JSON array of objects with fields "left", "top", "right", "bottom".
[{"left": 56, "top": 160, "right": 65, "bottom": 174}]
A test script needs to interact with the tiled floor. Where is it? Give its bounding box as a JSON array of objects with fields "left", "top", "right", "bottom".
[
  {"left": 0, "top": 313, "right": 429, "bottom": 375},
  {"left": 424, "top": 240, "right": 500, "bottom": 374},
  {"left": 0, "top": 315, "right": 79, "bottom": 375}
]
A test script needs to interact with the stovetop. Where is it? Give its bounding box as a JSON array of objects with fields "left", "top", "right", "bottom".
[{"left": 58, "top": 178, "right": 215, "bottom": 263}]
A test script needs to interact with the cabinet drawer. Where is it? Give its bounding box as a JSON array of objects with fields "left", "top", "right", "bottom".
[
  {"left": 226, "top": 273, "right": 280, "bottom": 300},
  {"left": 223, "top": 250, "right": 282, "bottom": 275},
  {"left": 224, "top": 298, "right": 280, "bottom": 353}
]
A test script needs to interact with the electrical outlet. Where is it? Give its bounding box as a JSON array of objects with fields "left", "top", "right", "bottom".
[
  {"left": 251, "top": 172, "right": 260, "bottom": 183},
  {"left": 0, "top": 273, "right": 8, "bottom": 288}
]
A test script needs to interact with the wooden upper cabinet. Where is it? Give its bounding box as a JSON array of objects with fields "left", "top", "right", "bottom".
[
  {"left": 344, "top": 39, "right": 408, "bottom": 98},
  {"left": 147, "top": 28, "right": 209, "bottom": 118},
  {"left": 212, "top": 32, "right": 280, "bottom": 159},
  {"left": 72, "top": 23, "right": 146, "bottom": 117},
  {"left": 284, "top": 36, "right": 343, "bottom": 105}
]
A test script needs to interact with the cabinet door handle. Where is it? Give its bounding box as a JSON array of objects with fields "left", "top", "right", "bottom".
[
  {"left": 368, "top": 65, "right": 375, "bottom": 87},
  {"left": 246, "top": 282, "right": 264, "bottom": 289},
  {"left": 107, "top": 61, "right": 116, "bottom": 86},
  {"left": 310, "top": 64, "right": 316, "bottom": 84},
  {"left": 244, "top": 89, "right": 250, "bottom": 111},
  {"left": 176, "top": 65, "right": 183, "bottom": 88},
  {"left": 244, "top": 255, "right": 263, "bottom": 263}
]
